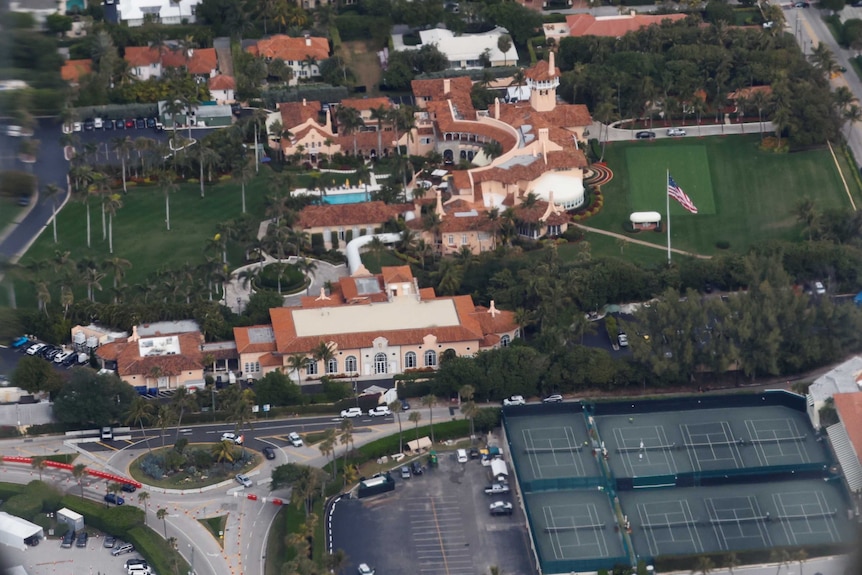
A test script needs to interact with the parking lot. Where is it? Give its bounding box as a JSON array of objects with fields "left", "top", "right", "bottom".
[
  {"left": 0, "top": 529, "right": 147, "bottom": 575},
  {"left": 330, "top": 451, "right": 535, "bottom": 575}
]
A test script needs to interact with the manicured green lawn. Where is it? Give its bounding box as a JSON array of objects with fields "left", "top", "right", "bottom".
[
  {"left": 559, "top": 233, "right": 684, "bottom": 268},
  {"left": 0, "top": 197, "right": 25, "bottom": 232},
  {"left": 626, "top": 145, "right": 716, "bottom": 215},
  {"left": 587, "top": 135, "right": 852, "bottom": 255}
]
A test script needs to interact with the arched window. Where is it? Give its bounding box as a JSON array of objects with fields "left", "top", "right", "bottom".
[
  {"left": 404, "top": 351, "right": 417, "bottom": 369},
  {"left": 500, "top": 335, "right": 511, "bottom": 347},
  {"left": 424, "top": 350, "right": 437, "bottom": 367},
  {"left": 305, "top": 358, "right": 318, "bottom": 376},
  {"left": 327, "top": 358, "right": 338, "bottom": 374},
  {"left": 374, "top": 352, "right": 388, "bottom": 374},
  {"left": 345, "top": 356, "right": 357, "bottom": 373}
]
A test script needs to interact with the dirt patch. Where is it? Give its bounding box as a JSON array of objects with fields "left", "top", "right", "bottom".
[{"left": 340, "top": 40, "right": 382, "bottom": 93}]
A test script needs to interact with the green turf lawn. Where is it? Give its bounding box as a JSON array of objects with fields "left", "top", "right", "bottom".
[
  {"left": 626, "top": 145, "right": 716, "bottom": 215},
  {"left": 0, "top": 197, "right": 25, "bottom": 232},
  {"left": 559, "top": 232, "right": 685, "bottom": 267},
  {"left": 588, "top": 135, "right": 853, "bottom": 255}
]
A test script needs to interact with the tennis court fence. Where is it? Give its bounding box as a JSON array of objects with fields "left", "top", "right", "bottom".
[
  {"left": 615, "top": 435, "right": 807, "bottom": 453},
  {"left": 639, "top": 510, "right": 837, "bottom": 529}
]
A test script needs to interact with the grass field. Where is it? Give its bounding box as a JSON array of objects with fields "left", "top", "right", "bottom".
[
  {"left": 588, "top": 135, "right": 855, "bottom": 255},
  {"left": 0, "top": 197, "right": 26, "bottom": 232}
]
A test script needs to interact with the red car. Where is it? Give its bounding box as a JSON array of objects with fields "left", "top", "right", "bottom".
[{"left": 125, "top": 119, "right": 135, "bottom": 129}]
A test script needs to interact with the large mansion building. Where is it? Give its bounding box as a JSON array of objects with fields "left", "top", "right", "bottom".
[{"left": 234, "top": 266, "right": 518, "bottom": 383}]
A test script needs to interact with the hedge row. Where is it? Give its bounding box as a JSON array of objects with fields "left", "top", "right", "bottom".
[{"left": 354, "top": 419, "right": 470, "bottom": 461}]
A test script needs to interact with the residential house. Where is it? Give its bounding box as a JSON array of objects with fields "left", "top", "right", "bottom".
[
  {"left": 95, "top": 321, "right": 206, "bottom": 391},
  {"left": 208, "top": 75, "right": 236, "bottom": 104},
  {"left": 233, "top": 265, "right": 518, "bottom": 383},
  {"left": 160, "top": 47, "right": 219, "bottom": 80},
  {"left": 114, "top": 0, "right": 201, "bottom": 26},
  {"left": 296, "top": 201, "right": 411, "bottom": 249},
  {"left": 543, "top": 12, "right": 688, "bottom": 41},
  {"left": 247, "top": 35, "right": 330, "bottom": 85},
  {"left": 336, "top": 97, "right": 397, "bottom": 158},
  {"left": 8, "top": 0, "right": 64, "bottom": 26},
  {"left": 806, "top": 356, "right": 862, "bottom": 430},
  {"left": 60, "top": 59, "right": 92, "bottom": 86},
  {"left": 124, "top": 46, "right": 162, "bottom": 81},
  {"left": 273, "top": 99, "right": 341, "bottom": 161},
  {"left": 397, "top": 26, "right": 519, "bottom": 69},
  {"left": 828, "top": 392, "right": 862, "bottom": 496}
]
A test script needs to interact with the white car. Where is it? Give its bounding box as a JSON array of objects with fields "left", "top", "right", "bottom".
[
  {"left": 72, "top": 122, "right": 82, "bottom": 132},
  {"left": 26, "top": 343, "right": 46, "bottom": 355},
  {"left": 287, "top": 432, "right": 303, "bottom": 447},
  {"left": 93, "top": 117, "right": 104, "bottom": 129},
  {"left": 357, "top": 564, "right": 375, "bottom": 575},
  {"left": 340, "top": 407, "right": 363, "bottom": 418},
  {"left": 221, "top": 432, "right": 243, "bottom": 444},
  {"left": 457, "top": 449, "right": 468, "bottom": 463},
  {"left": 503, "top": 395, "right": 526, "bottom": 406},
  {"left": 542, "top": 394, "right": 563, "bottom": 403},
  {"left": 368, "top": 406, "right": 391, "bottom": 417},
  {"left": 618, "top": 333, "right": 629, "bottom": 347},
  {"left": 814, "top": 281, "right": 826, "bottom": 295},
  {"left": 54, "top": 350, "right": 73, "bottom": 364},
  {"left": 484, "top": 483, "right": 510, "bottom": 495},
  {"left": 666, "top": 128, "right": 686, "bottom": 137},
  {"left": 235, "top": 474, "right": 252, "bottom": 488},
  {"left": 489, "top": 501, "right": 514, "bottom": 515}
]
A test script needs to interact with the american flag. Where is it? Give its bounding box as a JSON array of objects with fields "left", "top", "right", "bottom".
[{"left": 667, "top": 174, "right": 698, "bottom": 214}]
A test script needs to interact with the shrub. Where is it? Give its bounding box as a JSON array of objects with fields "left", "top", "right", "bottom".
[
  {"left": 24, "top": 480, "right": 62, "bottom": 512},
  {"left": 59, "top": 495, "right": 145, "bottom": 537},
  {"left": 2, "top": 493, "right": 41, "bottom": 519},
  {"left": 562, "top": 226, "right": 583, "bottom": 242},
  {"left": 330, "top": 234, "right": 339, "bottom": 249},
  {"left": 0, "top": 170, "right": 36, "bottom": 198},
  {"left": 311, "top": 232, "right": 325, "bottom": 254},
  {"left": 255, "top": 263, "right": 305, "bottom": 292},
  {"left": 350, "top": 419, "right": 470, "bottom": 462},
  {"left": 126, "top": 525, "right": 190, "bottom": 575},
  {"left": 715, "top": 240, "right": 731, "bottom": 250}
]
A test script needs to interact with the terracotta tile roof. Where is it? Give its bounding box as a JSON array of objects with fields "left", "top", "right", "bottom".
[
  {"left": 335, "top": 129, "right": 396, "bottom": 152},
  {"left": 337, "top": 274, "right": 389, "bottom": 303},
  {"left": 234, "top": 325, "right": 277, "bottom": 354},
  {"left": 188, "top": 48, "right": 218, "bottom": 75},
  {"left": 419, "top": 287, "right": 437, "bottom": 299},
  {"left": 280, "top": 100, "right": 322, "bottom": 129},
  {"left": 259, "top": 352, "right": 283, "bottom": 367},
  {"left": 249, "top": 35, "right": 329, "bottom": 62},
  {"left": 565, "top": 13, "right": 687, "bottom": 38},
  {"left": 98, "top": 332, "right": 203, "bottom": 377},
  {"left": 411, "top": 76, "right": 474, "bottom": 102},
  {"left": 513, "top": 200, "right": 570, "bottom": 225},
  {"left": 525, "top": 59, "right": 559, "bottom": 82},
  {"left": 124, "top": 46, "right": 161, "bottom": 67},
  {"left": 159, "top": 47, "right": 188, "bottom": 69},
  {"left": 208, "top": 75, "right": 236, "bottom": 90},
  {"left": 727, "top": 85, "right": 772, "bottom": 101},
  {"left": 296, "top": 201, "right": 410, "bottom": 229},
  {"left": 499, "top": 101, "right": 592, "bottom": 132},
  {"left": 472, "top": 305, "right": 518, "bottom": 336},
  {"left": 471, "top": 149, "right": 587, "bottom": 187},
  {"left": 341, "top": 97, "right": 392, "bottom": 112},
  {"left": 382, "top": 265, "right": 413, "bottom": 284},
  {"left": 834, "top": 392, "right": 862, "bottom": 463},
  {"left": 61, "top": 59, "right": 91, "bottom": 83}
]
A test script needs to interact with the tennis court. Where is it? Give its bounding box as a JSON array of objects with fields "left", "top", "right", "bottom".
[
  {"left": 596, "top": 405, "right": 828, "bottom": 478},
  {"left": 526, "top": 490, "right": 625, "bottom": 567},
  {"left": 621, "top": 479, "right": 852, "bottom": 557},
  {"left": 505, "top": 412, "right": 600, "bottom": 483}
]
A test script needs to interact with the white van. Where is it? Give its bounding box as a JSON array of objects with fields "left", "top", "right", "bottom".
[{"left": 457, "top": 449, "right": 468, "bottom": 463}]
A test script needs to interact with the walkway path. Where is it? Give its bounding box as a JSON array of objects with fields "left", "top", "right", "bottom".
[{"left": 572, "top": 223, "right": 712, "bottom": 260}]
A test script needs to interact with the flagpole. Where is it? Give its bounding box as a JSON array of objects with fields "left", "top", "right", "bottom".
[{"left": 666, "top": 169, "right": 671, "bottom": 265}]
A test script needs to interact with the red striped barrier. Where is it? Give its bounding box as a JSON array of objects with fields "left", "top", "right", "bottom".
[{"left": 0, "top": 455, "right": 142, "bottom": 488}]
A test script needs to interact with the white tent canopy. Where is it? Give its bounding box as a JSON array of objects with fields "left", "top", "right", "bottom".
[
  {"left": 630, "top": 211, "right": 662, "bottom": 224},
  {"left": 490, "top": 458, "right": 509, "bottom": 480},
  {"left": 0, "top": 512, "right": 43, "bottom": 551},
  {"left": 407, "top": 436, "right": 432, "bottom": 452}
]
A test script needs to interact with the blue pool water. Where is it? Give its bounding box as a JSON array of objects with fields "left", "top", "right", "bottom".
[{"left": 323, "top": 192, "right": 371, "bottom": 205}]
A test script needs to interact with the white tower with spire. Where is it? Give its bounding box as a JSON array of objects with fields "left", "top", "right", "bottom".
[{"left": 527, "top": 51, "right": 560, "bottom": 113}]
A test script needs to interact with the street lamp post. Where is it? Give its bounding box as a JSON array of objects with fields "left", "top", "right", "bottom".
[{"left": 353, "top": 379, "right": 358, "bottom": 407}]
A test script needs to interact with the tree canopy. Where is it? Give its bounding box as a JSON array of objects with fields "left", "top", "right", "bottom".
[{"left": 53, "top": 369, "right": 137, "bottom": 427}]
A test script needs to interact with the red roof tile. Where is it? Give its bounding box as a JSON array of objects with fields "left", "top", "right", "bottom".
[
  {"left": 525, "top": 59, "right": 559, "bottom": 82},
  {"left": 341, "top": 97, "right": 392, "bottom": 112},
  {"left": 834, "top": 392, "right": 862, "bottom": 463},
  {"left": 249, "top": 35, "right": 329, "bottom": 62},
  {"left": 234, "top": 325, "right": 277, "bottom": 354},
  {"left": 188, "top": 48, "right": 218, "bottom": 75},
  {"left": 61, "top": 59, "right": 91, "bottom": 83},
  {"left": 411, "top": 76, "right": 474, "bottom": 102},
  {"left": 97, "top": 332, "right": 203, "bottom": 377},
  {"left": 208, "top": 75, "right": 236, "bottom": 90},
  {"left": 280, "top": 100, "right": 322, "bottom": 130},
  {"left": 124, "top": 46, "right": 161, "bottom": 67},
  {"left": 296, "top": 201, "right": 410, "bottom": 229},
  {"left": 565, "top": 13, "right": 687, "bottom": 38},
  {"left": 382, "top": 265, "right": 413, "bottom": 284}
]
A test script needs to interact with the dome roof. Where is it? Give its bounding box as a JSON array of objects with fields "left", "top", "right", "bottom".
[{"left": 529, "top": 171, "right": 584, "bottom": 209}]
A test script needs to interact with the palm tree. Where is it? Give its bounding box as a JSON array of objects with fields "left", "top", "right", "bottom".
[
  {"left": 211, "top": 439, "right": 236, "bottom": 463},
  {"left": 793, "top": 549, "right": 808, "bottom": 575},
  {"left": 389, "top": 399, "right": 404, "bottom": 453},
  {"left": 137, "top": 491, "right": 150, "bottom": 524},
  {"left": 794, "top": 197, "right": 821, "bottom": 240},
  {"left": 83, "top": 266, "right": 106, "bottom": 302},
  {"left": 103, "top": 256, "right": 132, "bottom": 295},
  {"left": 844, "top": 103, "right": 862, "bottom": 139},
  {"left": 320, "top": 428, "right": 338, "bottom": 479},
  {"left": 365, "top": 236, "right": 387, "bottom": 271},
  {"left": 172, "top": 387, "right": 196, "bottom": 441},
  {"left": 421, "top": 395, "right": 437, "bottom": 445},
  {"left": 808, "top": 43, "right": 839, "bottom": 78},
  {"left": 156, "top": 404, "right": 174, "bottom": 449},
  {"left": 72, "top": 463, "right": 87, "bottom": 499},
  {"left": 325, "top": 549, "right": 349, "bottom": 575},
  {"left": 125, "top": 395, "right": 154, "bottom": 453},
  {"left": 31, "top": 456, "right": 47, "bottom": 481},
  {"left": 339, "top": 418, "right": 354, "bottom": 480},
  {"left": 43, "top": 183, "right": 63, "bottom": 244},
  {"left": 157, "top": 508, "right": 169, "bottom": 538},
  {"left": 692, "top": 556, "right": 713, "bottom": 575},
  {"left": 103, "top": 192, "right": 123, "bottom": 254},
  {"left": 312, "top": 340, "right": 335, "bottom": 373},
  {"left": 497, "top": 34, "right": 512, "bottom": 66},
  {"left": 286, "top": 352, "right": 307, "bottom": 385},
  {"left": 337, "top": 105, "right": 363, "bottom": 158},
  {"left": 197, "top": 140, "right": 218, "bottom": 198},
  {"left": 106, "top": 482, "right": 124, "bottom": 506},
  {"left": 229, "top": 391, "right": 254, "bottom": 459},
  {"left": 409, "top": 411, "right": 422, "bottom": 442},
  {"left": 111, "top": 136, "right": 133, "bottom": 193},
  {"left": 770, "top": 549, "right": 791, "bottom": 575},
  {"left": 724, "top": 552, "right": 740, "bottom": 575},
  {"left": 235, "top": 156, "right": 255, "bottom": 214}
]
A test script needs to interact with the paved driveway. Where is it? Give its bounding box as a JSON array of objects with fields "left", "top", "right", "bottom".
[{"left": 330, "top": 451, "right": 535, "bottom": 575}]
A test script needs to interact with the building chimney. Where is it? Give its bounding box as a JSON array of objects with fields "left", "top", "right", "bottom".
[
  {"left": 325, "top": 108, "right": 332, "bottom": 131},
  {"left": 315, "top": 287, "right": 331, "bottom": 301},
  {"left": 302, "top": 98, "right": 306, "bottom": 106},
  {"left": 488, "top": 300, "right": 500, "bottom": 318},
  {"left": 305, "top": 37, "right": 311, "bottom": 46},
  {"left": 435, "top": 189, "right": 445, "bottom": 218},
  {"left": 548, "top": 51, "right": 556, "bottom": 78},
  {"left": 494, "top": 97, "right": 500, "bottom": 120},
  {"left": 443, "top": 78, "right": 451, "bottom": 94}
]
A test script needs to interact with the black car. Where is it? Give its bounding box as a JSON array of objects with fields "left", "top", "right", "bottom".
[
  {"left": 104, "top": 119, "right": 115, "bottom": 130},
  {"left": 146, "top": 117, "right": 156, "bottom": 129},
  {"left": 262, "top": 446, "right": 276, "bottom": 460},
  {"left": 83, "top": 119, "right": 95, "bottom": 131},
  {"left": 43, "top": 347, "right": 61, "bottom": 361},
  {"left": 38, "top": 345, "right": 58, "bottom": 358},
  {"left": 636, "top": 131, "right": 656, "bottom": 139},
  {"left": 61, "top": 530, "right": 75, "bottom": 548},
  {"left": 135, "top": 118, "right": 146, "bottom": 129},
  {"left": 469, "top": 447, "right": 480, "bottom": 459},
  {"left": 121, "top": 483, "right": 137, "bottom": 493},
  {"left": 115, "top": 119, "right": 125, "bottom": 130},
  {"left": 62, "top": 353, "right": 79, "bottom": 367},
  {"left": 76, "top": 532, "right": 88, "bottom": 548},
  {"left": 411, "top": 460, "right": 423, "bottom": 475}
]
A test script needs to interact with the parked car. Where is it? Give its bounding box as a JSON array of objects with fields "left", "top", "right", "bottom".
[
  {"left": 368, "top": 405, "right": 391, "bottom": 417},
  {"left": 42, "top": 347, "right": 61, "bottom": 360},
  {"left": 135, "top": 118, "right": 146, "bottom": 129},
  {"left": 103, "top": 536, "right": 117, "bottom": 549},
  {"left": 125, "top": 559, "right": 148, "bottom": 569},
  {"left": 121, "top": 483, "right": 137, "bottom": 493},
  {"left": 357, "top": 564, "right": 375, "bottom": 575},
  {"left": 11, "top": 336, "right": 30, "bottom": 349},
  {"left": 104, "top": 119, "right": 115, "bottom": 130},
  {"left": 503, "top": 395, "right": 526, "bottom": 406},
  {"left": 340, "top": 407, "right": 363, "bottom": 418},
  {"left": 287, "top": 432, "right": 303, "bottom": 447},
  {"left": 636, "top": 131, "right": 656, "bottom": 139},
  {"left": 54, "top": 350, "right": 73, "bottom": 364},
  {"left": 104, "top": 493, "right": 125, "bottom": 505},
  {"left": 411, "top": 460, "right": 423, "bottom": 475},
  {"left": 484, "top": 483, "right": 510, "bottom": 495},
  {"left": 115, "top": 119, "right": 125, "bottom": 130},
  {"left": 262, "top": 446, "right": 276, "bottom": 459},
  {"left": 83, "top": 119, "right": 95, "bottom": 131},
  {"left": 542, "top": 394, "right": 563, "bottom": 403},
  {"left": 457, "top": 449, "right": 468, "bottom": 463},
  {"left": 469, "top": 447, "right": 480, "bottom": 459},
  {"left": 62, "top": 353, "right": 79, "bottom": 367},
  {"left": 146, "top": 118, "right": 156, "bottom": 129},
  {"left": 235, "top": 474, "right": 253, "bottom": 488},
  {"left": 400, "top": 466, "right": 411, "bottom": 479},
  {"left": 814, "top": 281, "right": 826, "bottom": 295},
  {"left": 618, "top": 333, "right": 629, "bottom": 348},
  {"left": 76, "top": 531, "right": 89, "bottom": 548},
  {"left": 93, "top": 117, "right": 104, "bottom": 129},
  {"left": 666, "top": 128, "right": 686, "bottom": 137},
  {"left": 26, "top": 343, "right": 46, "bottom": 356},
  {"left": 72, "top": 122, "right": 82, "bottom": 132},
  {"left": 125, "top": 119, "right": 135, "bottom": 129},
  {"left": 221, "top": 432, "right": 243, "bottom": 444},
  {"left": 489, "top": 501, "right": 514, "bottom": 516},
  {"left": 400, "top": 400, "right": 411, "bottom": 411},
  {"left": 112, "top": 543, "right": 135, "bottom": 556},
  {"left": 61, "top": 530, "right": 75, "bottom": 548},
  {"left": 794, "top": 2, "right": 810, "bottom": 7}
]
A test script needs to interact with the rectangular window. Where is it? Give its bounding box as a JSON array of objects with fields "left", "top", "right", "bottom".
[
  {"left": 420, "top": 137, "right": 431, "bottom": 145},
  {"left": 448, "top": 234, "right": 454, "bottom": 245},
  {"left": 339, "top": 228, "right": 345, "bottom": 240},
  {"left": 461, "top": 234, "right": 467, "bottom": 245}
]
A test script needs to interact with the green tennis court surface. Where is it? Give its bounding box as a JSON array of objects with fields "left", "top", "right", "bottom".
[{"left": 626, "top": 145, "right": 716, "bottom": 215}]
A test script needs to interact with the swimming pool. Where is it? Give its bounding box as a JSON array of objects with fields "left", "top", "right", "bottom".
[{"left": 322, "top": 192, "right": 371, "bottom": 205}]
